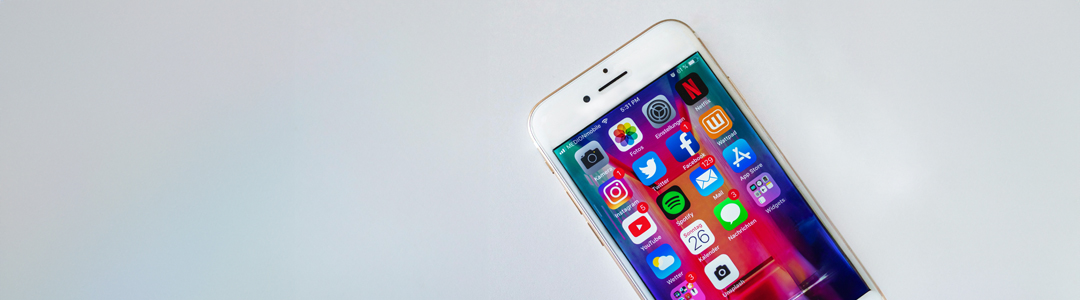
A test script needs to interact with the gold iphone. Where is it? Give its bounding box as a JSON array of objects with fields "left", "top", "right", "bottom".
[{"left": 528, "top": 20, "right": 885, "bottom": 300}]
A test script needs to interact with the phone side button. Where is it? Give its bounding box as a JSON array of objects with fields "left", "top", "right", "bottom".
[
  {"left": 587, "top": 223, "right": 605, "bottom": 246},
  {"left": 543, "top": 159, "right": 555, "bottom": 174},
  {"left": 565, "top": 190, "right": 583, "bottom": 215}
]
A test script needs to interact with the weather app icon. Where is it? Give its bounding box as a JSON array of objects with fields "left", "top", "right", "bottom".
[
  {"left": 632, "top": 151, "right": 667, "bottom": 186},
  {"left": 645, "top": 244, "right": 682, "bottom": 279}
]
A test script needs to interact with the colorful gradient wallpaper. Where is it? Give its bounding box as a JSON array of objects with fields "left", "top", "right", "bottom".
[{"left": 554, "top": 53, "right": 870, "bottom": 300}]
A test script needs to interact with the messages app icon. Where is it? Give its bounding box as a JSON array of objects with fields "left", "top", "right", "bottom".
[
  {"left": 689, "top": 165, "right": 723, "bottom": 196},
  {"left": 645, "top": 244, "right": 682, "bottom": 279},
  {"left": 714, "top": 199, "right": 748, "bottom": 231},
  {"left": 722, "top": 139, "right": 757, "bottom": 173},
  {"left": 632, "top": 151, "right": 667, "bottom": 186}
]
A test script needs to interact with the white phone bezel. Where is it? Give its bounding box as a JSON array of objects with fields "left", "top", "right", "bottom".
[{"left": 527, "top": 20, "right": 886, "bottom": 300}]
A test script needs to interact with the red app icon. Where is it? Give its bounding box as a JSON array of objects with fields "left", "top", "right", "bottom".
[
  {"left": 621, "top": 211, "right": 658, "bottom": 244},
  {"left": 628, "top": 216, "right": 652, "bottom": 236}
]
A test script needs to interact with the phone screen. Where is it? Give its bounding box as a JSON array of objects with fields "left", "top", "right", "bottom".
[{"left": 553, "top": 53, "right": 870, "bottom": 300}]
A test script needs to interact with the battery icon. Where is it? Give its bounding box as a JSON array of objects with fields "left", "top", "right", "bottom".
[{"left": 688, "top": 59, "right": 695, "bottom": 66}]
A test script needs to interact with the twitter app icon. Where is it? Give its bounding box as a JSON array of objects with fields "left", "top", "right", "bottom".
[{"left": 632, "top": 151, "right": 667, "bottom": 186}]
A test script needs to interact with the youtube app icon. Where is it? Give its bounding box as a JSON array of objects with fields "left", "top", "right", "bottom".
[{"left": 622, "top": 210, "right": 658, "bottom": 244}]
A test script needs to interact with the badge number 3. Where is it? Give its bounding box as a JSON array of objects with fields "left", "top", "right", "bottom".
[{"left": 679, "top": 219, "right": 715, "bottom": 255}]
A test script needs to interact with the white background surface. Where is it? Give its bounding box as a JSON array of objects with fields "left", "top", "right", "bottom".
[{"left": 2, "top": 1, "right": 1079, "bottom": 299}]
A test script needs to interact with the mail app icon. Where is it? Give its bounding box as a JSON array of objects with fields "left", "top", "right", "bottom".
[{"left": 690, "top": 165, "right": 724, "bottom": 196}]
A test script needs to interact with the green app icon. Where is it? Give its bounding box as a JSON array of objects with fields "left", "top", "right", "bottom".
[
  {"left": 714, "top": 199, "right": 747, "bottom": 230},
  {"left": 656, "top": 186, "right": 691, "bottom": 220}
]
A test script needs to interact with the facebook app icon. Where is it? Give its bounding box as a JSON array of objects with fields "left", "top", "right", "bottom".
[
  {"left": 665, "top": 131, "right": 700, "bottom": 162},
  {"left": 722, "top": 139, "right": 757, "bottom": 173}
]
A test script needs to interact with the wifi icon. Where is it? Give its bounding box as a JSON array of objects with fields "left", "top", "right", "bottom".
[{"left": 655, "top": 186, "right": 691, "bottom": 220}]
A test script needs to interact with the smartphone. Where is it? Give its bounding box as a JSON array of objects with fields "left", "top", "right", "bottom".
[{"left": 527, "top": 20, "right": 885, "bottom": 300}]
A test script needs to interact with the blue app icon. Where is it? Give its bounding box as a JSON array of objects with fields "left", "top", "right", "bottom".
[
  {"left": 665, "top": 131, "right": 700, "bottom": 162},
  {"left": 646, "top": 244, "right": 682, "bottom": 279},
  {"left": 690, "top": 165, "right": 724, "bottom": 196},
  {"left": 632, "top": 151, "right": 667, "bottom": 186},
  {"left": 722, "top": 139, "right": 757, "bottom": 173}
]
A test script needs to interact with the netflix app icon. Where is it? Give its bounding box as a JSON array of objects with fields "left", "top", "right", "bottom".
[{"left": 675, "top": 72, "right": 709, "bottom": 106}]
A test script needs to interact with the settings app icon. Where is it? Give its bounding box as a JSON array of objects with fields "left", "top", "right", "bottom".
[{"left": 642, "top": 95, "right": 675, "bottom": 128}]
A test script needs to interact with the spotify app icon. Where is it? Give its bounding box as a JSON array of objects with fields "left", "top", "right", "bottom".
[{"left": 656, "top": 186, "right": 691, "bottom": 220}]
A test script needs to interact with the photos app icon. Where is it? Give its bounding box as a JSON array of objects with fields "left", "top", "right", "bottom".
[{"left": 608, "top": 118, "right": 643, "bottom": 152}]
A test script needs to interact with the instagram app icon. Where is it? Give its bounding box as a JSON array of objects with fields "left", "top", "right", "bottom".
[{"left": 600, "top": 177, "right": 633, "bottom": 210}]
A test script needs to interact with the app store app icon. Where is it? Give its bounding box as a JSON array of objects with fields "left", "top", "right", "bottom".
[{"left": 722, "top": 139, "right": 756, "bottom": 173}]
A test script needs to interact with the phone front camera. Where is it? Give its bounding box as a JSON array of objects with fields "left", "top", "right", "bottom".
[{"left": 583, "top": 96, "right": 591, "bottom": 103}]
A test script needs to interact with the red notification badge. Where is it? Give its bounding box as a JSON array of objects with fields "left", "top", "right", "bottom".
[
  {"left": 613, "top": 168, "right": 625, "bottom": 179},
  {"left": 729, "top": 189, "right": 740, "bottom": 200},
  {"left": 637, "top": 202, "right": 649, "bottom": 213},
  {"left": 680, "top": 121, "right": 692, "bottom": 132},
  {"left": 701, "top": 155, "right": 715, "bottom": 169},
  {"left": 686, "top": 272, "right": 697, "bottom": 283}
]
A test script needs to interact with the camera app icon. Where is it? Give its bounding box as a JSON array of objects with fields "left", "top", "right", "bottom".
[
  {"left": 574, "top": 141, "right": 608, "bottom": 173},
  {"left": 703, "top": 254, "right": 740, "bottom": 290}
]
